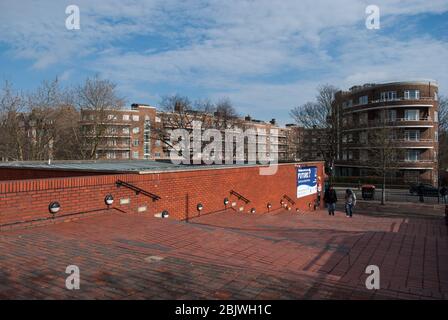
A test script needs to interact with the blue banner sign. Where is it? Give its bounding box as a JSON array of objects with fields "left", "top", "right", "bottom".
[{"left": 297, "top": 166, "right": 317, "bottom": 198}]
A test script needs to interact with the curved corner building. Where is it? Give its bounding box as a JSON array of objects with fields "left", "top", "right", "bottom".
[{"left": 334, "top": 80, "right": 439, "bottom": 186}]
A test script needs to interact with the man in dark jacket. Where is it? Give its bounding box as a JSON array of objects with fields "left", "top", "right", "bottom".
[
  {"left": 324, "top": 185, "right": 337, "bottom": 216},
  {"left": 440, "top": 186, "right": 447, "bottom": 204}
]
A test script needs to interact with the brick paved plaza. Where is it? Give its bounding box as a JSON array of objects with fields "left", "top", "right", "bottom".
[{"left": 0, "top": 208, "right": 447, "bottom": 300}]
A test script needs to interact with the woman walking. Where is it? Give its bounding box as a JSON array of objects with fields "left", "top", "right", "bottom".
[
  {"left": 344, "top": 188, "right": 356, "bottom": 218},
  {"left": 324, "top": 185, "right": 338, "bottom": 216}
]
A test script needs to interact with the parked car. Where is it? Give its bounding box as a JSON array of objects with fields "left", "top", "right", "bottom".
[{"left": 409, "top": 183, "right": 439, "bottom": 196}]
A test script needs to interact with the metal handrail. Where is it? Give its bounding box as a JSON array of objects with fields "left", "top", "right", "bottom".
[
  {"left": 230, "top": 190, "right": 250, "bottom": 204},
  {"left": 116, "top": 180, "right": 161, "bottom": 201}
]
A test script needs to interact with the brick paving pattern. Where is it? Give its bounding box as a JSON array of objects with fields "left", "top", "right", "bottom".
[{"left": 0, "top": 208, "right": 447, "bottom": 299}]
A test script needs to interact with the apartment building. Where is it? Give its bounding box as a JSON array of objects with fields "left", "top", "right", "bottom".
[
  {"left": 80, "top": 105, "right": 299, "bottom": 162},
  {"left": 80, "top": 104, "right": 164, "bottom": 160},
  {"left": 333, "top": 80, "right": 439, "bottom": 185}
]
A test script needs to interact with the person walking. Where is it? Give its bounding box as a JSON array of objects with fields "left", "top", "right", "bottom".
[
  {"left": 344, "top": 188, "right": 356, "bottom": 218},
  {"left": 324, "top": 185, "right": 337, "bottom": 216},
  {"left": 440, "top": 185, "right": 448, "bottom": 204}
]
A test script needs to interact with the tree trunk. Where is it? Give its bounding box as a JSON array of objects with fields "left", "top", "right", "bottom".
[{"left": 381, "top": 172, "right": 386, "bottom": 205}]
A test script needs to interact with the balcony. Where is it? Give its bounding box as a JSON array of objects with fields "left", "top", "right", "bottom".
[
  {"left": 347, "top": 96, "right": 435, "bottom": 109},
  {"left": 343, "top": 117, "right": 434, "bottom": 130},
  {"left": 343, "top": 138, "right": 434, "bottom": 149},
  {"left": 336, "top": 156, "right": 436, "bottom": 168}
]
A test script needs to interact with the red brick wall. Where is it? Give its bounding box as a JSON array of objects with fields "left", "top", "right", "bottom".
[{"left": 0, "top": 162, "right": 324, "bottom": 227}]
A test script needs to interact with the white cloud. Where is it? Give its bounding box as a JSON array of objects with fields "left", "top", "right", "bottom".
[{"left": 0, "top": 0, "right": 447, "bottom": 123}]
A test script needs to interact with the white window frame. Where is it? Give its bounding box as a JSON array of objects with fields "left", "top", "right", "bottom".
[
  {"left": 404, "top": 130, "right": 420, "bottom": 141},
  {"left": 132, "top": 115, "right": 140, "bottom": 121},
  {"left": 359, "top": 95, "right": 368, "bottom": 105},
  {"left": 405, "top": 150, "right": 420, "bottom": 162},
  {"left": 404, "top": 110, "right": 419, "bottom": 121},
  {"left": 123, "top": 115, "right": 130, "bottom": 121},
  {"left": 404, "top": 90, "right": 420, "bottom": 100},
  {"left": 380, "top": 91, "right": 397, "bottom": 101}
]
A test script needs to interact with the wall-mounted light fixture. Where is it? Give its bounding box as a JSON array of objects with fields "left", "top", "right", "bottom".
[
  {"left": 250, "top": 208, "right": 256, "bottom": 214},
  {"left": 161, "top": 210, "right": 169, "bottom": 218},
  {"left": 267, "top": 203, "right": 272, "bottom": 210},
  {"left": 224, "top": 198, "right": 229, "bottom": 206},
  {"left": 49, "top": 202, "right": 60, "bottom": 215},
  {"left": 197, "top": 203, "right": 203, "bottom": 212},
  {"left": 105, "top": 194, "right": 114, "bottom": 206}
]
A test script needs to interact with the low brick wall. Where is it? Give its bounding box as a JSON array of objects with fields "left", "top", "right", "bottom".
[{"left": 0, "top": 162, "right": 324, "bottom": 227}]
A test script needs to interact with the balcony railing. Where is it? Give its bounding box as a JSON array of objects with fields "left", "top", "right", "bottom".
[
  {"left": 348, "top": 96, "right": 435, "bottom": 108},
  {"left": 344, "top": 117, "right": 433, "bottom": 130}
]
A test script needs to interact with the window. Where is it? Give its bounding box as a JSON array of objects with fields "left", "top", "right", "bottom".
[
  {"left": 342, "top": 151, "right": 348, "bottom": 160},
  {"left": 108, "top": 114, "right": 117, "bottom": 121},
  {"left": 435, "top": 111, "right": 438, "bottom": 122},
  {"left": 155, "top": 152, "right": 161, "bottom": 157},
  {"left": 342, "top": 100, "right": 353, "bottom": 108},
  {"left": 123, "top": 115, "right": 130, "bottom": 121},
  {"left": 155, "top": 140, "right": 161, "bottom": 146},
  {"left": 347, "top": 134, "right": 353, "bottom": 142},
  {"left": 404, "top": 110, "right": 419, "bottom": 121},
  {"left": 435, "top": 92, "right": 438, "bottom": 101},
  {"left": 406, "top": 150, "right": 420, "bottom": 162},
  {"left": 386, "top": 109, "right": 397, "bottom": 121},
  {"left": 132, "top": 151, "right": 139, "bottom": 159},
  {"left": 359, "top": 132, "right": 368, "bottom": 144},
  {"left": 348, "top": 151, "right": 353, "bottom": 160},
  {"left": 359, "top": 95, "right": 368, "bottom": 105},
  {"left": 342, "top": 135, "right": 347, "bottom": 143},
  {"left": 155, "top": 116, "right": 161, "bottom": 123},
  {"left": 359, "top": 113, "right": 368, "bottom": 124},
  {"left": 360, "top": 150, "right": 368, "bottom": 161},
  {"left": 122, "top": 152, "right": 129, "bottom": 159},
  {"left": 380, "top": 91, "right": 397, "bottom": 101},
  {"left": 132, "top": 115, "right": 140, "bottom": 121},
  {"left": 123, "top": 127, "right": 130, "bottom": 134},
  {"left": 106, "top": 152, "right": 116, "bottom": 159},
  {"left": 133, "top": 139, "right": 139, "bottom": 147},
  {"left": 435, "top": 130, "right": 438, "bottom": 142},
  {"left": 404, "top": 130, "right": 420, "bottom": 141},
  {"left": 132, "top": 127, "right": 140, "bottom": 134},
  {"left": 404, "top": 90, "right": 420, "bottom": 100}
]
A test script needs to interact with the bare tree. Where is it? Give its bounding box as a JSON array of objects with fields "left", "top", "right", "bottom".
[
  {"left": 153, "top": 95, "right": 242, "bottom": 162},
  {"left": 75, "top": 75, "right": 124, "bottom": 159},
  {"left": 290, "top": 85, "right": 339, "bottom": 181},
  {"left": 0, "top": 81, "right": 25, "bottom": 161},
  {"left": 438, "top": 95, "right": 448, "bottom": 184},
  {"left": 367, "top": 124, "right": 404, "bottom": 204}
]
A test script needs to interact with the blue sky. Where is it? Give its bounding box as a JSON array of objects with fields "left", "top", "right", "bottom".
[{"left": 0, "top": 0, "right": 447, "bottom": 125}]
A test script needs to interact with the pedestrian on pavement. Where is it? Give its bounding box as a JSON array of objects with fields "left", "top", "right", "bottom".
[
  {"left": 440, "top": 185, "right": 448, "bottom": 204},
  {"left": 324, "top": 185, "right": 337, "bottom": 216},
  {"left": 344, "top": 188, "right": 356, "bottom": 218}
]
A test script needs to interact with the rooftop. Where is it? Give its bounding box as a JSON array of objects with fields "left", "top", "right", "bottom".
[{"left": 0, "top": 160, "right": 304, "bottom": 174}]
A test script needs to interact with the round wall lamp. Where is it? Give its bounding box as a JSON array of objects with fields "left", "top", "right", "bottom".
[
  {"left": 197, "top": 203, "right": 204, "bottom": 211},
  {"left": 49, "top": 202, "right": 61, "bottom": 214},
  {"left": 250, "top": 208, "right": 256, "bottom": 214},
  {"left": 161, "top": 210, "right": 169, "bottom": 218},
  {"left": 224, "top": 198, "right": 230, "bottom": 206},
  {"left": 267, "top": 203, "right": 272, "bottom": 210},
  {"left": 105, "top": 194, "right": 114, "bottom": 206}
]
